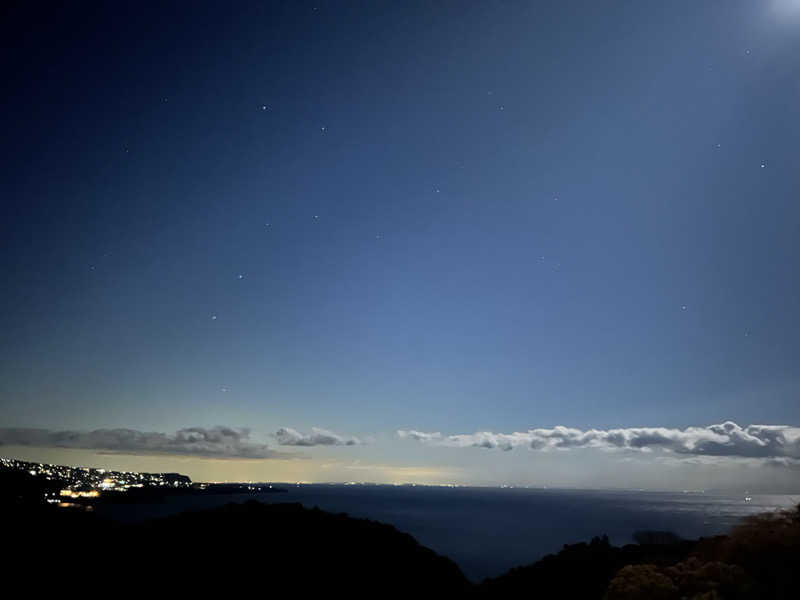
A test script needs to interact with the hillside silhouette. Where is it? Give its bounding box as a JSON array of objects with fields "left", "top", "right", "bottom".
[
  {"left": 5, "top": 489, "right": 798, "bottom": 598},
  {"left": 476, "top": 503, "right": 800, "bottom": 599},
  {"left": 6, "top": 498, "right": 469, "bottom": 595}
]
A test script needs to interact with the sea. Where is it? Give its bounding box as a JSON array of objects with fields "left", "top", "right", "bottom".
[{"left": 93, "top": 485, "right": 799, "bottom": 582}]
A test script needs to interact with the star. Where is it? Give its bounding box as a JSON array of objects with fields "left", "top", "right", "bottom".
[
  {"left": 211, "top": 314, "right": 217, "bottom": 320},
  {"left": 681, "top": 305, "right": 687, "bottom": 311},
  {"left": 320, "top": 126, "right": 327, "bottom": 133},
  {"left": 313, "top": 215, "right": 319, "bottom": 220},
  {"left": 761, "top": 163, "right": 766, "bottom": 168},
  {"left": 237, "top": 274, "right": 244, "bottom": 280},
  {"left": 498, "top": 105, "right": 505, "bottom": 111},
  {"left": 219, "top": 386, "right": 229, "bottom": 393},
  {"left": 261, "top": 105, "right": 268, "bottom": 111}
]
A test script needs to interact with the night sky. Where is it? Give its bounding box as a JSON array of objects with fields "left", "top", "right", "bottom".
[{"left": 1, "top": 1, "right": 799, "bottom": 489}]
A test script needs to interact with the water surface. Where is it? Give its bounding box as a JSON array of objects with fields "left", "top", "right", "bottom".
[{"left": 95, "top": 485, "right": 798, "bottom": 581}]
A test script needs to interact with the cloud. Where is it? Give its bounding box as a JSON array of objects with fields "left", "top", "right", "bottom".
[
  {"left": 0, "top": 426, "right": 287, "bottom": 459},
  {"left": 397, "top": 422, "right": 800, "bottom": 459},
  {"left": 275, "top": 427, "right": 361, "bottom": 447},
  {"left": 396, "top": 430, "right": 444, "bottom": 443}
]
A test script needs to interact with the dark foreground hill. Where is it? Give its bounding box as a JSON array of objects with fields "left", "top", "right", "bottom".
[
  {"left": 5, "top": 496, "right": 799, "bottom": 598},
  {"left": 6, "top": 499, "right": 469, "bottom": 595},
  {"left": 476, "top": 503, "right": 800, "bottom": 599}
]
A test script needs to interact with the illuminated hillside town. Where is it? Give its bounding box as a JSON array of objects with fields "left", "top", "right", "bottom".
[
  {"left": 0, "top": 456, "right": 288, "bottom": 508},
  {"left": 1, "top": 456, "right": 190, "bottom": 501},
  {"left": 1, "top": 456, "right": 470, "bottom": 502}
]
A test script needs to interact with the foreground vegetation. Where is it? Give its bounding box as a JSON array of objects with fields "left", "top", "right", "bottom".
[
  {"left": 477, "top": 503, "right": 799, "bottom": 598},
  {"left": 4, "top": 479, "right": 797, "bottom": 598}
]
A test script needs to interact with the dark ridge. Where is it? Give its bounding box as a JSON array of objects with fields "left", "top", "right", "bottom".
[
  {"left": 7, "top": 499, "right": 470, "bottom": 595},
  {"left": 5, "top": 473, "right": 799, "bottom": 599},
  {"left": 475, "top": 505, "right": 800, "bottom": 599},
  {"left": 474, "top": 534, "right": 696, "bottom": 597}
]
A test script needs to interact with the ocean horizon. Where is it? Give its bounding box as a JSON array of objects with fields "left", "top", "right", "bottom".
[{"left": 94, "top": 484, "right": 800, "bottom": 581}]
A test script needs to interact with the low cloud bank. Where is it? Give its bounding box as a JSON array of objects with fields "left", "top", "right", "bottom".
[
  {"left": 0, "top": 426, "right": 284, "bottom": 458},
  {"left": 275, "top": 427, "right": 361, "bottom": 447},
  {"left": 397, "top": 422, "right": 800, "bottom": 459}
]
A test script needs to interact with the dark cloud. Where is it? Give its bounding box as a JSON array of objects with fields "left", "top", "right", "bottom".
[
  {"left": 0, "top": 426, "right": 288, "bottom": 459},
  {"left": 275, "top": 427, "right": 361, "bottom": 446},
  {"left": 398, "top": 422, "right": 800, "bottom": 460}
]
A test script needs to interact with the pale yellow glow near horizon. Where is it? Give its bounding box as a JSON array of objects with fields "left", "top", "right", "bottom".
[{"left": 1, "top": 445, "right": 460, "bottom": 485}]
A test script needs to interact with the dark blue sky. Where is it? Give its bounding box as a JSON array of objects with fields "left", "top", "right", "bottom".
[{"left": 1, "top": 1, "right": 799, "bottom": 486}]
